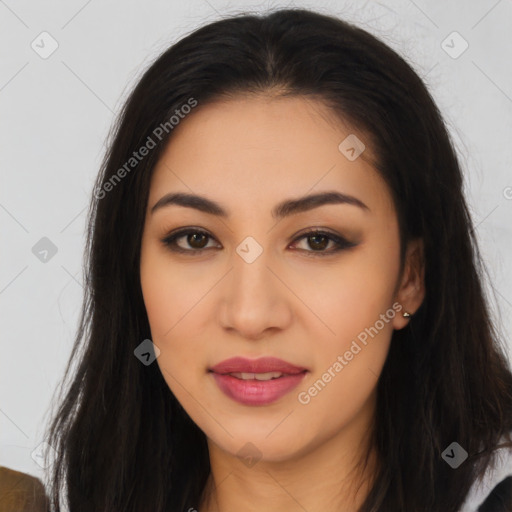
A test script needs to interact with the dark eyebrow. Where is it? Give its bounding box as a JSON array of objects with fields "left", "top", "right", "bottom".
[{"left": 150, "top": 190, "right": 370, "bottom": 219}]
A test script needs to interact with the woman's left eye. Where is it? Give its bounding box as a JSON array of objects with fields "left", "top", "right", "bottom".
[
  {"left": 291, "top": 230, "right": 356, "bottom": 255},
  {"left": 161, "top": 228, "right": 356, "bottom": 256}
]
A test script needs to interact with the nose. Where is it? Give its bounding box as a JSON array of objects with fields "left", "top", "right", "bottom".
[{"left": 217, "top": 243, "right": 293, "bottom": 341}]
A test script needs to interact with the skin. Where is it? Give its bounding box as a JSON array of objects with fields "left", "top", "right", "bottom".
[{"left": 139, "top": 94, "right": 425, "bottom": 512}]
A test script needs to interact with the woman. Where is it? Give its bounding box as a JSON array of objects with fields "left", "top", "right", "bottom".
[{"left": 43, "top": 8, "right": 512, "bottom": 511}]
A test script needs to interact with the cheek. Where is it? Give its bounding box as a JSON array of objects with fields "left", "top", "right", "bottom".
[
  {"left": 140, "top": 245, "right": 209, "bottom": 340},
  {"left": 296, "top": 237, "right": 400, "bottom": 345},
  {"left": 140, "top": 249, "right": 185, "bottom": 373},
  {"left": 295, "top": 291, "right": 395, "bottom": 441},
  {"left": 140, "top": 246, "right": 214, "bottom": 399},
  {"left": 141, "top": 276, "right": 202, "bottom": 408},
  {"left": 294, "top": 229, "right": 400, "bottom": 411},
  {"left": 140, "top": 261, "right": 175, "bottom": 340}
]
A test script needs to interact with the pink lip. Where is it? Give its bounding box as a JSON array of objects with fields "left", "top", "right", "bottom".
[
  {"left": 209, "top": 357, "right": 308, "bottom": 406},
  {"left": 209, "top": 356, "right": 307, "bottom": 375}
]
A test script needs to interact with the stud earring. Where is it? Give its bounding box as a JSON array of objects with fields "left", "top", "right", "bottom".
[{"left": 403, "top": 311, "right": 412, "bottom": 318}]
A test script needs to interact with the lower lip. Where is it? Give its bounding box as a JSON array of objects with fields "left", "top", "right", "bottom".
[{"left": 210, "top": 371, "right": 307, "bottom": 406}]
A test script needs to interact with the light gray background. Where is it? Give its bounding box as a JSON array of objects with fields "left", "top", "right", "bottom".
[{"left": 1, "top": 0, "right": 511, "bottom": 482}]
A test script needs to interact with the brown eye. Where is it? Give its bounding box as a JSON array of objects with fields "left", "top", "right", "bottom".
[
  {"left": 306, "top": 234, "right": 330, "bottom": 251},
  {"left": 290, "top": 229, "right": 356, "bottom": 255},
  {"left": 162, "top": 229, "right": 219, "bottom": 254},
  {"left": 187, "top": 232, "right": 209, "bottom": 249}
]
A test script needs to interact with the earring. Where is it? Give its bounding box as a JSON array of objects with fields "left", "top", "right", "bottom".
[{"left": 403, "top": 311, "right": 412, "bottom": 318}]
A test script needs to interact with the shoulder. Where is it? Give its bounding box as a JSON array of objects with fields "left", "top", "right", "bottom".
[
  {"left": 0, "top": 465, "right": 49, "bottom": 512},
  {"left": 459, "top": 437, "right": 512, "bottom": 512}
]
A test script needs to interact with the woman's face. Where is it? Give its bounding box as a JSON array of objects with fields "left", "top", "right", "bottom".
[{"left": 140, "top": 95, "right": 422, "bottom": 463}]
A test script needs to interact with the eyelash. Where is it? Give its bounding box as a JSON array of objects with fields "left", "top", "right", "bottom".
[{"left": 160, "top": 228, "right": 356, "bottom": 257}]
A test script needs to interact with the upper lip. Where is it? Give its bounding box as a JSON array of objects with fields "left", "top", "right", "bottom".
[{"left": 209, "top": 357, "right": 307, "bottom": 375}]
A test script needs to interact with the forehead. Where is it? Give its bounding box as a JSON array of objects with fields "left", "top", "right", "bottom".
[{"left": 148, "top": 95, "right": 394, "bottom": 219}]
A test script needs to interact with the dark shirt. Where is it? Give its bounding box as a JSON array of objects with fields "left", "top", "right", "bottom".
[{"left": 477, "top": 476, "right": 512, "bottom": 511}]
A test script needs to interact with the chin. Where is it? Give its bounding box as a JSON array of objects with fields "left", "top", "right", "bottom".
[{"left": 208, "top": 426, "right": 309, "bottom": 464}]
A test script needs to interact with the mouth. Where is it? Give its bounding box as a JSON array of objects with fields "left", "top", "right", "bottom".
[
  {"left": 223, "top": 371, "right": 289, "bottom": 381},
  {"left": 208, "top": 357, "right": 309, "bottom": 406}
]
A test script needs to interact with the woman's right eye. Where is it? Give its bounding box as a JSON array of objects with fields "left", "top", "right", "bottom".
[{"left": 161, "top": 229, "right": 219, "bottom": 254}]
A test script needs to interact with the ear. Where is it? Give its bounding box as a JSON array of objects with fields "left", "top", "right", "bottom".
[{"left": 392, "top": 237, "right": 425, "bottom": 330}]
